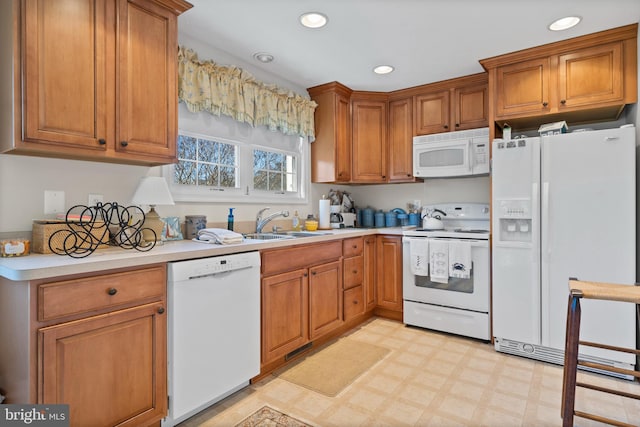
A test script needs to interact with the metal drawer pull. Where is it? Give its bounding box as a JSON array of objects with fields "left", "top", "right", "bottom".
[{"left": 107, "top": 288, "right": 117, "bottom": 296}]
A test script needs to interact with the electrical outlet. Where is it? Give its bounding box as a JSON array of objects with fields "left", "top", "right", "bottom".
[
  {"left": 44, "top": 190, "right": 65, "bottom": 215},
  {"left": 88, "top": 193, "right": 104, "bottom": 206}
]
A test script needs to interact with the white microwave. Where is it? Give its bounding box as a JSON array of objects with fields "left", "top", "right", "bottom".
[{"left": 413, "top": 127, "right": 490, "bottom": 178}]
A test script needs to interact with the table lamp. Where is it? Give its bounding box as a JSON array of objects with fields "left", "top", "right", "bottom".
[{"left": 131, "top": 177, "right": 175, "bottom": 242}]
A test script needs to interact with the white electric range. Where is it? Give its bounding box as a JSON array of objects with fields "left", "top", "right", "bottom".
[{"left": 402, "top": 203, "right": 491, "bottom": 340}]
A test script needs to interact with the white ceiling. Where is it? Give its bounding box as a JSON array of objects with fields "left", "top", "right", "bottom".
[{"left": 178, "top": 0, "right": 640, "bottom": 93}]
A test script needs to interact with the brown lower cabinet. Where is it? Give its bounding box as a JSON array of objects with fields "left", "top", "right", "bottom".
[
  {"left": 0, "top": 264, "right": 167, "bottom": 427},
  {"left": 259, "top": 235, "right": 403, "bottom": 377},
  {"left": 260, "top": 241, "right": 343, "bottom": 366},
  {"left": 375, "top": 235, "right": 403, "bottom": 319}
]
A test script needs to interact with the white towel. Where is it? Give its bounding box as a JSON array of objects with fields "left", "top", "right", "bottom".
[
  {"left": 449, "top": 240, "right": 471, "bottom": 279},
  {"left": 196, "top": 228, "right": 244, "bottom": 245},
  {"left": 429, "top": 239, "right": 449, "bottom": 283},
  {"left": 409, "top": 238, "right": 429, "bottom": 276}
]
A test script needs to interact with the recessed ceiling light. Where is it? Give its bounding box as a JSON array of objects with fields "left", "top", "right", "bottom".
[
  {"left": 253, "top": 52, "right": 274, "bottom": 63},
  {"left": 548, "top": 16, "right": 581, "bottom": 31},
  {"left": 300, "top": 12, "right": 328, "bottom": 29},
  {"left": 373, "top": 65, "right": 394, "bottom": 75}
]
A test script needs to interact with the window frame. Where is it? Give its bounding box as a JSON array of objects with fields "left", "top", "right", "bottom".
[{"left": 164, "top": 130, "right": 309, "bottom": 204}]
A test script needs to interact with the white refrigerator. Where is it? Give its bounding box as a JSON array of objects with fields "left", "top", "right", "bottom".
[{"left": 491, "top": 126, "right": 636, "bottom": 372}]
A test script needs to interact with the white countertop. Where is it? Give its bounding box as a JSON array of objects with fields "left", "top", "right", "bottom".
[{"left": 0, "top": 227, "right": 405, "bottom": 281}]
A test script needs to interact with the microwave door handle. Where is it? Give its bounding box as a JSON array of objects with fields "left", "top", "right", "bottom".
[{"left": 468, "top": 140, "right": 473, "bottom": 172}]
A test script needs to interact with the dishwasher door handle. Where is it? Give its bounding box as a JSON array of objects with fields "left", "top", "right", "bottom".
[{"left": 187, "top": 265, "right": 256, "bottom": 280}]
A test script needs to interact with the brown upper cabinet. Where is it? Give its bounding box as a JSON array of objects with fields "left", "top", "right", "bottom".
[
  {"left": 387, "top": 96, "right": 415, "bottom": 182},
  {"left": 308, "top": 82, "right": 353, "bottom": 183},
  {"left": 308, "top": 74, "right": 487, "bottom": 184},
  {"left": 480, "top": 24, "right": 637, "bottom": 131},
  {"left": 1, "top": 0, "right": 192, "bottom": 165},
  {"left": 413, "top": 74, "right": 488, "bottom": 135},
  {"left": 351, "top": 93, "right": 388, "bottom": 183}
]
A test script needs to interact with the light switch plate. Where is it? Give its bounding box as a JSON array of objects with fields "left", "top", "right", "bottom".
[{"left": 44, "top": 190, "right": 65, "bottom": 214}]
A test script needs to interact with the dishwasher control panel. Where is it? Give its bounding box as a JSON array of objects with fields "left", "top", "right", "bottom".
[{"left": 169, "top": 251, "right": 261, "bottom": 281}]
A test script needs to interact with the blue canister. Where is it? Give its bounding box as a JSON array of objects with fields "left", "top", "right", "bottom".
[
  {"left": 361, "top": 208, "right": 374, "bottom": 228},
  {"left": 385, "top": 212, "right": 397, "bottom": 227},
  {"left": 397, "top": 213, "right": 408, "bottom": 227},
  {"left": 374, "top": 211, "right": 385, "bottom": 228},
  {"left": 408, "top": 213, "right": 420, "bottom": 226}
]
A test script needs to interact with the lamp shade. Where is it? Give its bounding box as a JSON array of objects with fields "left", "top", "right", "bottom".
[{"left": 131, "top": 177, "right": 175, "bottom": 206}]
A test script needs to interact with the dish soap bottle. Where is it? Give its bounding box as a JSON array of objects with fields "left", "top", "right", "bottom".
[
  {"left": 292, "top": 210, "right": 301, "bottom": 231},
  {"left": 227, "top": 208, "right": 235, "bottom": 231}
]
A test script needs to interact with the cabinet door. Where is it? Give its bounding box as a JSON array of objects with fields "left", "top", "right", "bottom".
[
  {"left": 116, "top": 0, "right": 177, "bottom": 160},
  {"left": 334, "top": 93, "right": 352, "bottom": 182},
  {"left": 375, "top": 235, "right": 403, "bottom": 312},
  {"left": 351, "top": 99, "right": 387, "bottom": 183},
  {"left": 39, "top": 302, "right": 167, "bottom": 427},
  {"left": 557, "top": 42, "right": 624, "bottom": 110},
  {"left": 454, "top": 83, "right": 488, "bottom": 130},
  {"left": 364, "top": 235, "right": 377, "bottom": 311},
  {"left": 388, "top": 97, "right": 415, "bottom": 182},
  {"left": 495, "top": 57, "right": 551, "bottom": 118},
  {"left": 21, "top": 0, "right": 111, "bottom": 151},
  {"left": 262, "top": 269, "right": 309, "bottom": 364},
  {"left": 414, "top": 90, "right": 450, "bottom": 135},
  {"left": 309, "top": 260, "right": 343, "bottom": 340}
]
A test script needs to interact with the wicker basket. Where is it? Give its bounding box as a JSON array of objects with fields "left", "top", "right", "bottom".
[{"left": 32, "top": 220, "right": 109, "bottom": 254}]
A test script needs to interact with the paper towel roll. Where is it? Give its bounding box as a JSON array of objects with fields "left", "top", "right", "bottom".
[{"left": 319, "top": 199, "right": 331, "bottom": 229}]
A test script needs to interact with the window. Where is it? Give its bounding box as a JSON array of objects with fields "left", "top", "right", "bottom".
[
  {"left": 166, "top": 130, "right": 307, "bottom": 203},
  {"left": 175, "top": 134, "right": 238, "bottom": 189},
  {"left": 253, "top": 149, "right": 297, "bottom": 193}
]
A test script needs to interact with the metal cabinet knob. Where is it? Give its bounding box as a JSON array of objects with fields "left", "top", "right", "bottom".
[
  {"left": 120, "top": 141, "right": 128, "bottom": 147},
  {"left": 98, "top": 138, "right": 106, "bottom": 145},
  {"left": 542, "top": 102, "right": 548, "bottom": 107},
  {"left": 107, "top": 288, "right": 117, "bottom": 296},
  {"left": 157, "top": 307, "right": 165, "bottom": 314},
  {"left": 561, "top": 99, "right": 567, "bottom": 105}
]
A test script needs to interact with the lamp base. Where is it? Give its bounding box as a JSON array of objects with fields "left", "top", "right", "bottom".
[{"left": 142, "top": 206, "right": 164, "bottom": 243}]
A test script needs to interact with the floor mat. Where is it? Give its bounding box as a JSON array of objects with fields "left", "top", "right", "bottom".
[
  {"left": 234, "top": 406, "right": 311, "bottom": 427},
  {"left": 277, "top": 338, "right": 390, "bottom": 397}
]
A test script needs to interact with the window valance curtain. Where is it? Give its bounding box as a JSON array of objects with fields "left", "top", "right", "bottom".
[{"left": 178, "top": 46, "right": 317, "bottom": 141}]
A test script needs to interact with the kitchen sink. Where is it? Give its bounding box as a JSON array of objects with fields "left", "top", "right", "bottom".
[
  {"left": 285, "top": 231, "right": 333, "bottom": 237},
  {"left": 242, "top": 233, "right": 295, "bottom": 240},
  {"left": 243, "top": 231, "right": 334, "bottom": 240}
]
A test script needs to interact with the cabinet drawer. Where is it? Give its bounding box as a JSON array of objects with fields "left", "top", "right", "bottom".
[
  {"left": 343, "top": 237, "right": 364, "bottom": 257},
  {"left": 38, "top": 265, "right": 166, "bottom": 322},
  {"left": 343, "top": 255, "right": 363, "bottom": 290},
  {"left": 344, "top": 285, "right": 364, "bottom": 321},
  {"left": 262, "top": 241, "right": 342, "bottom": 276}
]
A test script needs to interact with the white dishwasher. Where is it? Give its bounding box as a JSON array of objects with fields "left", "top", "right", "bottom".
[{"left": 164, "top": 251, "right": 261, "bottom": 426}]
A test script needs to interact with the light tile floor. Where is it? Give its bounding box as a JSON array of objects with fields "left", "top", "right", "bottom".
[{"left": 178, "top": 318, "right": 640, "bottom": 426}]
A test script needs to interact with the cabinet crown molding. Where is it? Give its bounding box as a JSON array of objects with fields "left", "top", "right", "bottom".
[{"left": 479, "top": 23, "right": 638, "bottom": 70}]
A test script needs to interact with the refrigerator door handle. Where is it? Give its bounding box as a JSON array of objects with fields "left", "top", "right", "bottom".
[
  {"left": 532, "top": 182, "right": 541, "bottom": 342},
  {"left": 604, "top": 136, "right": 620, "bottom": 142},
  {"left": 542, "top": 182, "right": 550, "bottom": 259}
]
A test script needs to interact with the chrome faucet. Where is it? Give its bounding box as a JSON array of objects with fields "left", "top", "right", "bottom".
[{"left": 256, "top": 207, "right": 290, "bottom": 233}]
